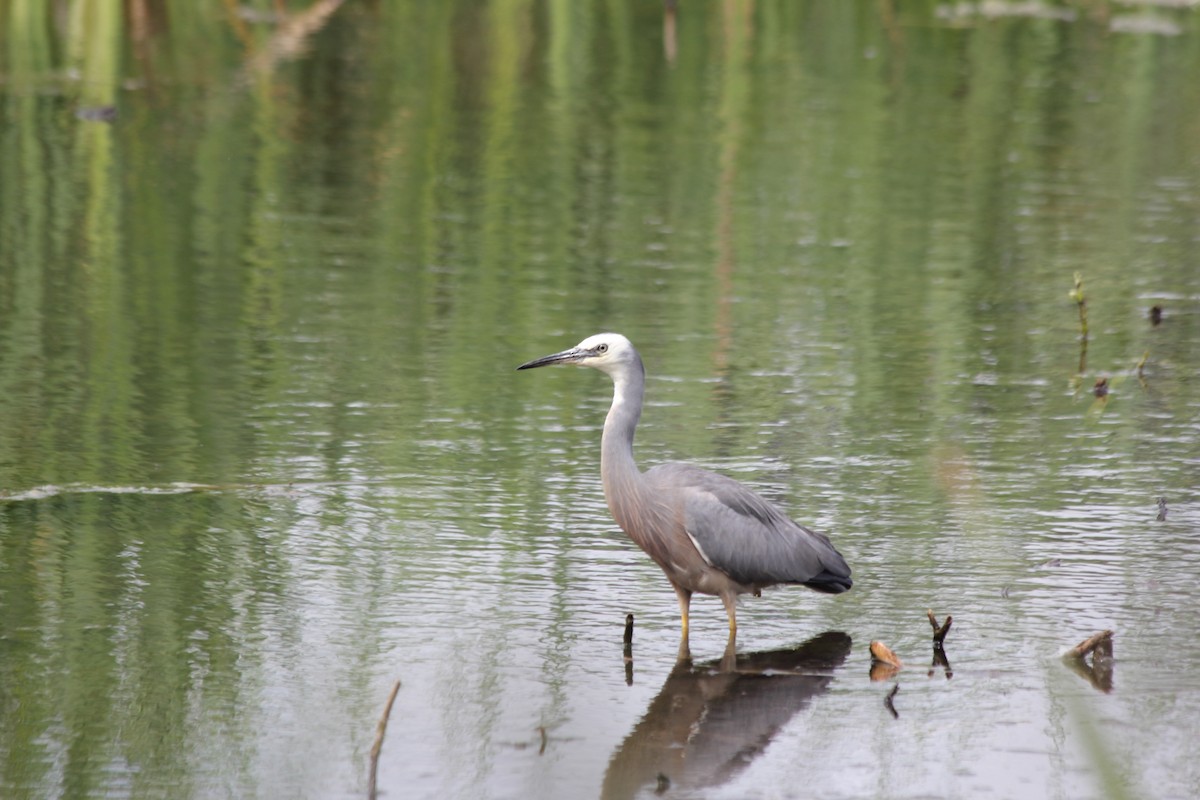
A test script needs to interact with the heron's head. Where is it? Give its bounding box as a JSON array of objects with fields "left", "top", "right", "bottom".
[{"left": 517, "top": 332, "right": 638, "bottom": 378}]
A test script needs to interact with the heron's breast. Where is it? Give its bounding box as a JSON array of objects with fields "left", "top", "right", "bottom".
[{"left": 605, "top": 485, "right": 682, "bottom": 568}]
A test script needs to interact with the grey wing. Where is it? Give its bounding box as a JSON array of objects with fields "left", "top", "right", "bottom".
[{"left": 648, "top": 464, "right": 852, "bottom": 592}]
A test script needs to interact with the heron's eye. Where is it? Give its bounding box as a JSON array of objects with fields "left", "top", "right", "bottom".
[{"left": 596, "top": 343, "right": 609, "bottom": 354}]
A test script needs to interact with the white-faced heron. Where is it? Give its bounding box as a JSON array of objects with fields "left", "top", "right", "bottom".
[{"left": 519, "top": 333, "right": 852, "bottom": 640}]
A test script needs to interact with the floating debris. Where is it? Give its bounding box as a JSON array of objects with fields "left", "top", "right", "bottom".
[
  {"left": 1150, "top": 305, "right": 1164, "bottom": 326},
  {"left": 869, "top": 640, "right": 903, "bottom": 668},
  {"left": 869, "top": 640, "right": 903, "bottom": 681}
]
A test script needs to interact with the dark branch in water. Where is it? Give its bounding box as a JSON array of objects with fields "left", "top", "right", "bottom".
[
  {"left": 926, "top": 610, "right": 954, "bottom": 678},
  {"left": 926, "top": 609, "right": 952, "bottom": 647},
  {"left": 623, "top": 614, "right": 635, "bottom": 685},
  {"left": 1068, "top": 630, "right": 1113, "bottom": 661},
  {"left": 1064, "top": 631, "right": 1114, "bottom": 693}
]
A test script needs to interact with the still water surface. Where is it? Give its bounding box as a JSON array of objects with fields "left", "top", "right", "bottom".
[{"left": 2, "top": 2, "right": 1199, "bottom": 798}]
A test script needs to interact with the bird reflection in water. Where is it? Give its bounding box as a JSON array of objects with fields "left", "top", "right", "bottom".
[{"left": 602, "top": 631, "right": 852, "bottom": 799}]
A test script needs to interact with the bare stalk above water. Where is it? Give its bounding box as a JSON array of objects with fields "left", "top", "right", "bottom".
[
  {"left": 368, "top": 679, "right": 402, "bottom": 800},
  {"left": 926, "top": 609, "right": 952, "bottom": 646},
  {"left": 1069, "top": 272, "right": 1088, "bottom": 375}
]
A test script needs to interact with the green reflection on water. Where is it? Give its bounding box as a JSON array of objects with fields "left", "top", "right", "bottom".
[{"left": 1, "top": 1, "right": 1199, "bottom": 798}]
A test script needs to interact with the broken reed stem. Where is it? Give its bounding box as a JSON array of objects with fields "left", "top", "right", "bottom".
[
  {"left": 926, "top": 609, "right": 952, "bottom": 646},
  {"left": 623, "top": 613, "right": 634, "bottom": 646},
  {"left": 368, "top": 679, "right": 402, "bottom": 800},
  {"left": 1067, "top": 630, "right": 1114, "bottom": 661},
  {"left": 1071, "top": 272, "right": 1088, "bottom": 375}
]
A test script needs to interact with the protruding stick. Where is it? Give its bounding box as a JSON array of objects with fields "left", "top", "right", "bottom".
[
  {"left": 368, "top": 679, "right": 402, "bottom": 800},
  {"left": 623, "top": 613, "right": 635, "bottom": 685},
  {"left": 1067, "top": 630, "right": 1114, "bottom": 661},
  {"left": 926, "top": 609, "right": 952, "bottom": 646},
  {"left": 1070, "top": 272, "right": 1088, "bottom": 375}
]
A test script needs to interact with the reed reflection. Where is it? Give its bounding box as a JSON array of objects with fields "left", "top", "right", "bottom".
[{"left": 602, "top": 631, "right": 851, "bottom": 799}]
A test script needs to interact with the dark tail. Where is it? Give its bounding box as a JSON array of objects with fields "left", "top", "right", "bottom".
[{"left": 803, "top": 570, "right": 853, "bottom": 594}]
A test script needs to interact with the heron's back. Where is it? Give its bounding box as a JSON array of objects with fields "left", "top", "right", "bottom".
[{"left": 643, "top": 463, "right": 852, "bottom": 592}]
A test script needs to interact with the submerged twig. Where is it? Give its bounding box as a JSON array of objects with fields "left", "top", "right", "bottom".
[{"left": 368, "top": 679, "right": 402, "bottom": 800}]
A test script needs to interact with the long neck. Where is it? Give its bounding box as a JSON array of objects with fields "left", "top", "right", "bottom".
[{"left": 600, "top": 355, "right": 645, "bottom": 523}]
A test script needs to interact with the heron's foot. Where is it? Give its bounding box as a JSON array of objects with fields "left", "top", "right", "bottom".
[{"left": 675, "top": 636, "right": 692, "bottom": 664}]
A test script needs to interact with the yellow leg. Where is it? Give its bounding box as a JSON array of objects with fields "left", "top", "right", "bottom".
[
  {"left": 672, "top": 584, "right": 692, "bottom": 639},
  {"left": 720, "top": 593, "right": 738, "bottom": 640}
]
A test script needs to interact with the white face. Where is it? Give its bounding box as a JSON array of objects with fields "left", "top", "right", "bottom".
[
  {"left": 518, "top": 332, "right": 638, "bottom": 374},
  {"left": 575, "top": 332, "right": 633, "bottom": 366}
]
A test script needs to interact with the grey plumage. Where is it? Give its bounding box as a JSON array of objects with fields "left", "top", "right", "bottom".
[{"left": 518, "top": 332, "right": 851, "bottom": 639}]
